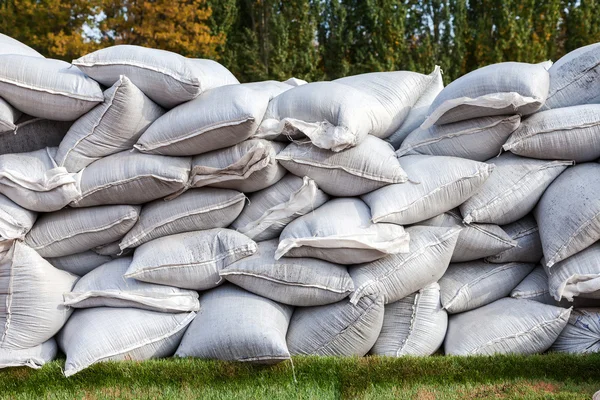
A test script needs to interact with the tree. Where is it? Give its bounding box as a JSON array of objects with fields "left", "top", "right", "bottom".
[
  {"left": 97, "top": 0, "right": 224, "bottom": 58},
  {"left": 0, "top": 0, "right": 100, "bottom": 60}
]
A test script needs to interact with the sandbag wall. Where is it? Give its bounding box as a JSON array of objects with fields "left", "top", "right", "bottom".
[{"left": 1, "top": 33, "right": 599, "bottom": 375}]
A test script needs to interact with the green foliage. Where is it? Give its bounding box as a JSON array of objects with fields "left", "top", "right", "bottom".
[
  {"left": 1, "top": 0, "right": 600, "bottom": 82},
  {"left": 0, "top": 355, "right": 599, "bottom": 399}
]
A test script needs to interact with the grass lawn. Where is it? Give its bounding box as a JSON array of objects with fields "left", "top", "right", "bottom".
[{"left": 1, "top": 354, "right": 599, "bottom": 399}]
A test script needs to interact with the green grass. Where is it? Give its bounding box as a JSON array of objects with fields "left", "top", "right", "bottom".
[{"left": 1, "top": 354, "right": 599, "bottom": 399}]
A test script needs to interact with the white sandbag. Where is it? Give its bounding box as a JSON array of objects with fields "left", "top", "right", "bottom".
[
  {"left": 135, "top": 84, "right": 269, "bottom": 156},
  {"left": 0, "top": 147, "right": 80, "bottom": 212},
  {"left": 370, "top": 283, "right": 447, "bottom": 356},
  {"left": 25, "top": 205, "right": 139, "bottom": 258},
  {"left": 276, "top": 135, "right": 407, "bottom": 197},
  {"left": 0, "top": 117, "right": 72, "bottom": 155},
  {"left": 276, "top": 198, "right": 410, "bottom": 264},
  {"left": 54, "top": 76, "right": 165, "bottom": 172},
  {"left": 230, "top": 175, "right": 329, "bottom": 241},
  {"left": 349, "top": 226, "right": 460, "bottom": 305},
  {"left": 58, "top": 307, "right": 195, "bottom": 377},
  {"left": 0, "top": 98, "right": 21, "bottom": 131},
  {"left": 0, "top": 241, "right": 77, "bottom": 350},
  {"left": 63, "top": 257, "right": 200, "bottom": 312},
  {"left": 335, "top": 67, "right": 442, "bottom": 138},
  {"left": 552, "top": 308, "right": 600, "bottom": 353},
  {"left": 182, "top": 139, "right": 286, "bottom": 194},
  {"left": 0, "top": 193, "right": 36, "bottom": 252},
  {"left": 439, "top": 260, "right": 534, "bottom": 314},
  {"left": 486, "top": 215, "right": 543, "bottom": 264},
  {"left": 73, "top": 45, "right": 237, "bottom": 108},
  {"left": 362, "top": 155, "right": 493, "bottom": 225},
  {"left": 510, "top": 266, "right": 556, "bottom": 305},
  {"left": 175, "top": 284, "right": 293, "bottom": 363},
  {"left": 417, "top": 209, "right": 516, "bottom": 263},
  {"left": 503, "top": 104, "right": 600, "bottom": 162},
  {"left": 47, "top": 251, "right": 112, "bottom": 276},
  {"left": 0, "top": 33, "right": 44, "bottom": 57},
  {"left": 423, "top": 61, "right": 550, "bottom": 127},
  {"left": 119, "top": 188, "right": 245, "bottom": 250},
  {"left": 257, "top": 81, "right": 388, "bottom": 152},
  {"left": 397, "top": 115, "right": 520, "bottom": 161},
  {"left": 70, "top": 150, "right": 190, "bottom": 208},
  {"left": 534, "top": 163, "right": 600, "bottom": 267},
  {"left": 0, "top": 55, "right": 103, "bottom": 120},
  {"left": 93, "top": 240, "right": 132, "bottom": 257},
  {"left": 544, "top": 43, "right": 600, "bottom": 109},
  {"left": 126, "top": 229, "right": 256, "bottom": 290},
  {"left": 242, "top": 80, "right": 293, "bottom": 102},
  {"left": 282, "top": 77, "right": 307, "bottom": 86},
  {"left": 220, "top": 239, "right": 354, "bottom": 307},
  {"left": 461, "top": 153, "right": 571, "bottom": 225},
  {"left": 188, "top": 58, "right": 239, "bottom": 89},
  {"left": 445, "top": 297, "right": 570, "bottom": 355},
  {"left": 286, "top": 292, "right": 384, "bottom": 356},
  {"left": 387, "top": 67, "right": 444, "bottom": 148},
  {"left": 545, "top": 242, "right": 600, "bottom": 302},
  {"left": 0, "top": 339, "right": 57, "bottom": 369}
]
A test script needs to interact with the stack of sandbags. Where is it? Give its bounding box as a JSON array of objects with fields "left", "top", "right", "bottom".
[{"left": 1, "top": 34, "right": 600, "bottom": 375}]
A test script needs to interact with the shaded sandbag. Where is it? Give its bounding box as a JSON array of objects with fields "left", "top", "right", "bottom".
[
  {"left": 92, "top": 240, "right": 132, "bottom": 257},
  {"left": 221, "top": 239, "right": 353, "bottom": 307},
  {"left": 25, "top": 205, "right": 139, "bottom": 258},
  {"left": 362, "top": 155, "right": 492, "bottom": 225},
  {"left": 534, "top": 163, "right": 600, "bottom": 267},
  {"left": 545, "top": 242, "right": 600, "bottom": 301},
  {"left": 423, "top": 61, "right": 549, "bottom": 127},
  {"left": 486, "top": 215, "right": 543, "bottom": 264},
  {"left": 276, "top": 198, "right": 409, "bottom": 265},
  {"left": 387, "top": 67, "right": 444, "bottom": 148},
  {"left": 58, "top": 307, "right": 195, "bottom": 376},
  {"left": 0, "top": 193, "right": 36, "bottom": 252},
  {"left": 0, "top": 242, "right": 77, "bottom": 350},
  {"left": 70, "top": 150, "right": 190, "bottom": 207},
  {"left": 0, "top": 339, "right": 57, "bottom": 370},
  {"left": 445, "top": 297, "right": 570, "bottom": 355},
  {"left": 46, "top": 251, "right": 112, "bottom": 276},
  {"left": 183, "top": 139, "right": 286, "bottom": 194},
  {"left": 0, "top": 147, "right": 80, "bottom": 212},
  {"left": 135, "top": 85, "right": 269, "bottom": 156},
  {"left": 503, "top": 104, "right": 600, "bottom": 162},
  {"left": 397, "top": 115, "right": 520, "bottom": 161},
  {"left": 230, "top": 175, "right": 328, "bottom": 241},
  {"left": 73, "top": 45, "right": 237, "bottom": 108},
  {"left": 126, "top": 229, "right": 256, "bottom": 291},
  {"left": 552, "top": 308, "right": 600, "bottom": 353},
  {"left": 175, "top": 284, "right": 293, "bottom": 363},
  {"left": 370, "top": 283, "right": 447, "bottom": 356},
  {"left": 510, "top": 266, "right": 556, "bottom": 305},
  {"left": 544, "top": 43, "right": 600, "bottom": 109},
  {"left": 54, "top": 76, "right": 165, "bottom": 172},
  {"left": 286, "top": 293, "right": 384, "bottom": 356},
  {"left": 0, "top": 55, "right": 103, "bottom": 120},
  {"left": 335, "top": 67, "right": 443, "bottom": 138},
  {"left": 0, "top": 98, "right": 20, "bottom": 131},
  {"left": 439, "top": 260, "right": 534, "bottom": 314},
  {"left": 0, "top": 33, "right": 44, "bottom": 57},
  {"left": 64, "top": 257, "right": 200, "bottom": 313},
  {"left": 461, "top": 153, "right": 571, "bottom": 225},
  {"left": 119, "top": 188, "right": 245, "bottom": 250},
  {"left": 417, "top": 209, "right": 516, "bottom": 263},
  {"left": 349, "top": 226, "right": 460, "bottom": 305},
  {"left": 257, "top": 81, "right": 388, "bottom": 152},
  {"left": 0, "top": 117, "right": 72, "bottom": 155},
  {"left": 276, "top": 135, "right": 407, "bottom": 197}
]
